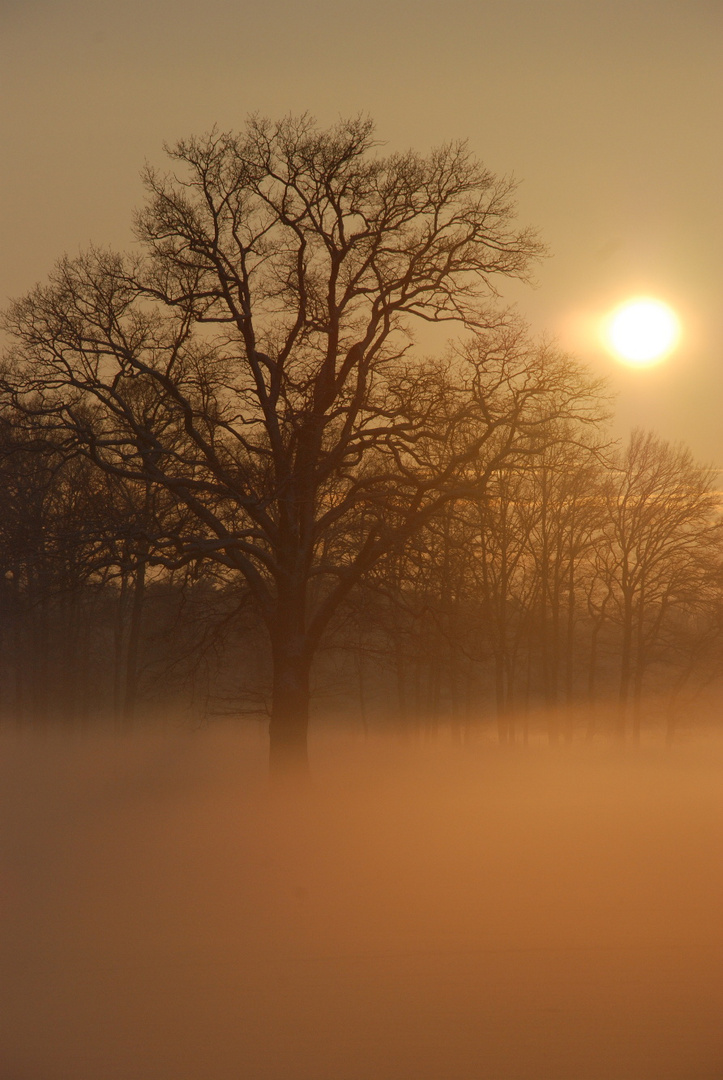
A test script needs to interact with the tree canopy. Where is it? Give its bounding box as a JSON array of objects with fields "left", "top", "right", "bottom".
[{"left": 2, "top": 116, "right": 613, "bottom": 771}]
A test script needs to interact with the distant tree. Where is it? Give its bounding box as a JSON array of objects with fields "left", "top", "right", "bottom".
[
  {"left": 469, "top": 460, "right": 540, "bottom": 741},
  {"left": 599, "top": 430, "right": 721, "bottom": 741},
  {"left": 2, "top": 115, "right": 608, "bottom": 773},
  {"left": 524, "top": 428, "right": 607, "bottom": 741},
  {"left": 0, "top": 410, "right": 109, "bottom": 722}
]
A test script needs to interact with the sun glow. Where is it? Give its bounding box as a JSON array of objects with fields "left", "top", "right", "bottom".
[{"left": 604, "top": 297, "right": 681, "bottom": 366}]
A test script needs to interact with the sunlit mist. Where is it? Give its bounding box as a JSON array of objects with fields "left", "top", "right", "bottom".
[
  {"left": 2, "top": 719, "right": 723, "bottom": 1080},
  {"left": 603, "top": 297, "right": 681, "bottom": 366}
]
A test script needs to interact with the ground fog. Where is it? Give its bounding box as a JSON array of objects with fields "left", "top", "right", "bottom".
[{"left": 1, "top": 718, "right": 722, "bottom": 1079}]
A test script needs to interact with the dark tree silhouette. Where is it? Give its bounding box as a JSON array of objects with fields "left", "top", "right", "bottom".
[
  {"left": 598, "top": 429, "right": 720, "bottom": 741},
  {"left": 2, "top": 116, "right": 610, "bottom": 772}
]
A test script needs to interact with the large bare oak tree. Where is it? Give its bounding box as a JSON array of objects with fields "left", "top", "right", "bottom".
[{"left": 2, "top": 116, "right": 602, "bottom": 772}]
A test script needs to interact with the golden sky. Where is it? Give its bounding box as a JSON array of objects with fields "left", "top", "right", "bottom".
[{"left": 2, "top": 0, "right": 722, "bottom": 460}]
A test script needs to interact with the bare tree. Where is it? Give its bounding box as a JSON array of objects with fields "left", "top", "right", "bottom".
[
  {"left": 599, "top": 430, "right": 720, "bottom": 741},
  {"left": 2, "top": 115, "right": 609, "bottom": 773},
  {"left": 468, "top": 462, "right": 539, "bottom": 741}
]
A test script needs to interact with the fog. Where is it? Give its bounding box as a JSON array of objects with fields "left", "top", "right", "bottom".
[{"left": 2, "top": 718, "right": 722, "bottom": 1079}]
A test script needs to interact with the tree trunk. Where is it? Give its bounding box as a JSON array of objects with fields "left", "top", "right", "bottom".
[
  {"left": 59, "top": 585, "right": 82, "bottom": 723},
  {"left": 632, "top": 648, "right": 646, "bottom": 746},
  {"left": 113, "top": 570, "right": 129, "bottom": 723},
  {"left": 617, "top": 593, "right": 634, "bottom": 741},
  {"left": 269, "top": 632, "right": 311, "bottom": 778},
  {"left": 355, "top": 648, "right": 368, "bottom": 738},
  {"left": 494, "top": 651, "right": 509, "bottom": 744},
  {"left": 394, "top": 637, "right": 407, "bottom": 724},
  {"left": 123, "top": 555, "right": 147, "bottom": 724},
  {"left": 12, "top": 570, "right": 25, "bottom": 725}
]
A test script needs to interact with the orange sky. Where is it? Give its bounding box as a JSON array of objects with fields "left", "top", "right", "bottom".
[{"left": 2, "top": 0, "right": 722, "bottom": 462}]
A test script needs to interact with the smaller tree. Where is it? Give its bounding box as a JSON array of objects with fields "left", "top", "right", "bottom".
[{"left": 600, "top": 429, "right": 720, "bottom": 741}]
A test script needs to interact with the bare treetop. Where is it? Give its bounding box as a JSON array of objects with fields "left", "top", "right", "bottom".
[{"left": 137, "top": 115, "right": 542, "bottom": 344}]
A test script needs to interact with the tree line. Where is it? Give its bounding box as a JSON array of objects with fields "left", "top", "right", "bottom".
[{"left": 1, "top": 116, "right": 721, "bottom": 769}]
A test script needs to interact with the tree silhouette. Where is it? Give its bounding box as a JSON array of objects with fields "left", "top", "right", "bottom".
[
  {"left": 599, "top": 429, "right": 720, "bottom": 741},
  {"left": 2, "top": 116, "right": 610, "bottom": 771}
]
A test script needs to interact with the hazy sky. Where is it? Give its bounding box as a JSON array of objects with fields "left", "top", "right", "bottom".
[{"left": 2, "top": 0, "right": 722, "bottom": 461}]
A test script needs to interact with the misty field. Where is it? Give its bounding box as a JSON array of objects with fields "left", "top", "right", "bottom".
[{"left": 2, "top": 719, "right": 723, "bottom": 1080}]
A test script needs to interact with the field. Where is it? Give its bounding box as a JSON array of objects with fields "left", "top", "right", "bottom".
[{"left": 2, "top": 720, "right": 722, "bottom": 1079}]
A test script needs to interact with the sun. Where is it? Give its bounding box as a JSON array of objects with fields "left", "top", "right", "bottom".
[{"left": 603, "top": 297, "right": 681, "bottom": 366}]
